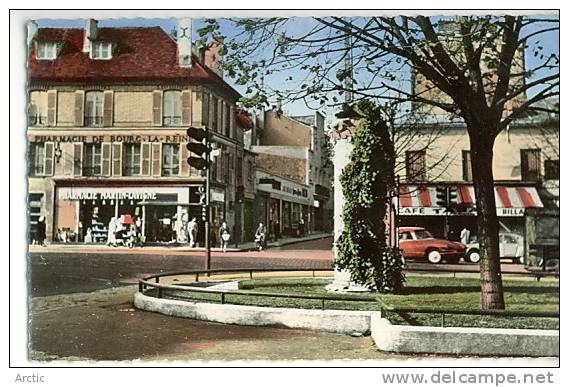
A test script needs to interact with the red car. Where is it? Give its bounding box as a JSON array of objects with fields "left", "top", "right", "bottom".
[{"left": 398, "top": 227, "right": 466, "bottom": 264}]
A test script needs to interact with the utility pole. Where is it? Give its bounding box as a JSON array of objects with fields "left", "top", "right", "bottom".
[{"left": 204, "top": 126, "right": 211, "bottom": 271}]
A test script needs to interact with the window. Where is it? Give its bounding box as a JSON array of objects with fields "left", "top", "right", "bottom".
[
  {"left": 462, "top": 150, "right": 472, "bottom": 181},
  {"left": 224, "top": 103, "right": 231, "bottom": 137},
  {"left": 29, "top": 142, "right": 44, "bottom": 176},
  {"left": 544, "top": 159, "right": 560, "bottom": 180},
  {"left": 36, "top": 42, "right": 57, "bottom": 60},
  {"left": 28, "top": 91, "right": 47, "bottom": 126},
  {"left": 163, "top": 90, "right": 182, "bottom": 126},
  {"left": 248, "top": 160, "right": 254, "bottom": 182},
  {"left": 92, "top": 42, "right": 112, "bottom": 60},
  {"left": 123, "top": 144, "right": 141, "bottom": 176},
  {"left": 521, "top": 149, "right": 541, "bottom": 181},
  {"left": 399, "top": 231, "right": 412, "bottom": 241},
  {"left": 406, "top": 150, "right": 426, "bottom": 181},
  {"left": 161, "top": 144, "right": 180, "bottom": 176},
  {"left": 84, "top": 91, "right": 104, "bottom": 127},
  {"left": 83, "top": 144, "right": 102, "bottom": 176}
]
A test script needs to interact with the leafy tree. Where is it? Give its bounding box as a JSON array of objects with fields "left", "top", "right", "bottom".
[
  {"left": 335, "top": 100, "right": 404, "bottom": 292},
  {"left": 198, "top": 14, "right": 559, "bottom": 309}
]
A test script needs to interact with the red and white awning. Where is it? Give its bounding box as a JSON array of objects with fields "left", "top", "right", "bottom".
[{"left": 397, "top": 185, "right": 543, "bottom": 217}]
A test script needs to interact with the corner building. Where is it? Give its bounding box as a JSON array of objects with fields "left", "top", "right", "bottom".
[{"left": 27, "top": 20, "right": 247, "bottom": 245}]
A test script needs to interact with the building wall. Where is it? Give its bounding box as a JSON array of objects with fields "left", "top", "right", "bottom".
[
  {"left": 261, "top": 110, "right": 312, "bottom": 147},
  {"left": 255, "top": 153, "right": 308, "bottom": 185},
  {"left": 397, "top": 124, "right": 559, "bottom": 183}
]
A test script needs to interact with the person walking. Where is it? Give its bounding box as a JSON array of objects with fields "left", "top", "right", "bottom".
[
  {"left": 460, "top": 227, "right": 471, "bottom": 245},
  {"left": 35, "top": 216, "right": 47, "bottom": 246},
  {"left": 187, "top": 217, "right": 198, "bottom": 248},
  {"left": 219, "top": 221, "right": 230, "bottom": 253},
  {"left": 254, "top": 222, "right": 267, "bottom": 251}
]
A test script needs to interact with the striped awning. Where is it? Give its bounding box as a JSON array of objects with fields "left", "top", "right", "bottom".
[{"left": 397, "top": 185, "right": 543, "bottom": 217}]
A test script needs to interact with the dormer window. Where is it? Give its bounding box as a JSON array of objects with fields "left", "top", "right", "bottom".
[
  {"left": 36, "top": 42, "right": 57, "bottom": 60},
  {"left": 91, "top": 42, "right": 112, "bottom": 60}
]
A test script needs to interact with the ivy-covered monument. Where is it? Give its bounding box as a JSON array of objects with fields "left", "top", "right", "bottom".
[{"left": 327, "top": 101, "right": 404, "bottom": 293}]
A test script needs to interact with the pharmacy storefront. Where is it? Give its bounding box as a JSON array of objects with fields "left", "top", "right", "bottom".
[{"left": 55, "top": 186, "right": 190, "bottom": 244}]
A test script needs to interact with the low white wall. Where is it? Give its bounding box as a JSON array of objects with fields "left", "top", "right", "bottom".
[
  {"left": 134, "top": 292, "right": 372, "bottom": 335},
  {"left": 371, "top": 313, "right": 559, "bottom": 357}
]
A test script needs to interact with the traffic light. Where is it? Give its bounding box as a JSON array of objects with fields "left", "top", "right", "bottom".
[
  {"left": 186, "top": 126, "right": 212, "bottom": 170},
  {"left": 447, "top": 187, "right": 457, "bottom": 211},
  {"left": 435, "top": 186, "right": 448, "bottom": 208}
]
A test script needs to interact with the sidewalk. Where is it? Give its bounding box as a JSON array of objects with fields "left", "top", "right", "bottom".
[{"left": 28, "top": 232, "right": 333, "bottom": 254}]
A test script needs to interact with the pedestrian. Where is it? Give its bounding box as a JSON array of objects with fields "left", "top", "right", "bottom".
[
  {"left": 460, "top": 227, "right": 471, "bottom": 245},
  {"left": 107, "top": 216, "right": 117, "bottom": 246},
  {"left": 187, "top": 217, "right": 198, "bottom": 248},
  {"left": 35, "top": 216, "right": 47, "bottom": 246},
  {"left": 299, "top": 218, "right": 305, "bottom": 237},
  {"left": 219, "top": 221, "right": 230, "bottom": 253},
  {"left": 255, "top": 222, "right": 267, "bottom": 251}
]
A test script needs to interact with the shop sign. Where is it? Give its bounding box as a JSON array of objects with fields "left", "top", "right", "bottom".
[
  {"left": 398, "top": 207, "right": 525, "bottom": 217},
  {"left": 32, "top": 134, "right": 191, "bottom": 144},
  {"left": 211, "top": 188, "right": 225, "bottom": 203},
  {"left": 59, "top": 191, "right": 157, "bottom": 201}
]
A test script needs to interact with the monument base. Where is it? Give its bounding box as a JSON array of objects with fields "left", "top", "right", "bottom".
[{"left": 325, "top": 268, "right": 371, "bottom": 292}]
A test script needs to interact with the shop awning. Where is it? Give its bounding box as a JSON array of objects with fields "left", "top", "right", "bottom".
[{"left": 397, "top": 184, "right": 543, "bottom": 216}]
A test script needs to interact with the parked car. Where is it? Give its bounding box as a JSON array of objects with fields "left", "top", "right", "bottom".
[
  {"left": 398, "top": 227, "right": 466, "bottom": 264},
  {"left": 465, "top": 233, "right": 525, "bottom": 264}
]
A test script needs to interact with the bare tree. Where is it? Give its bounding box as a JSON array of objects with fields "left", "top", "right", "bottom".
[{"left": 198, "top": 14, "right": 559, "bottom": 309}]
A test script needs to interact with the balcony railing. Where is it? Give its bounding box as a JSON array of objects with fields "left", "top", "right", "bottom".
[
  {"left": 163, "top": 115, "right": 182, "bottom": 127},
  {"left": 28, "top": 115, "right": 48, "bottom": 126},
  {"left": 84, "top": 116, "right": 104, "bottom": 127}
]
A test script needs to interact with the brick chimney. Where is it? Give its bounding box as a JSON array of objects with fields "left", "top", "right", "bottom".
[
  {"left": 82, "top": 19, "right": 98, "bottom": 53},
  {"left": 177, "top": 18, "right": 192, "bottom": 68},
  {"left": 204, "top": 36, "right": 223, "bottom": 77}
]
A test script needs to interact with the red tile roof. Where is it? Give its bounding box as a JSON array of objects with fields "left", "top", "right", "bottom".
[{"left": 28, "top": 27, "right": 239, "bottom": 97}]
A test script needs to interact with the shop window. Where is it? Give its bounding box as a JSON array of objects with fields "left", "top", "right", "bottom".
[
  {"left": 91, "top": 42, "right": 113, "bottom": 60},
  {"left": 406, "top": 150, "right": 426, "bottom": 182},
  {"left": 28, "top": 91, "right": 48, "bottom": 126},
  {"left": 36, "top": 42, "right": 57, "bottom": 60},
  {"left": 462, "top": 150, "right": 472, "bottom": 181},
  {"left": 84, "top": 91, "right": 104, "bottom": 127},
  {"left": 544, "top": 159, "right": 559, "bottom": 180},
  {"left": 521, "top": 149, "right": 541, "bottom": 182},
  {"left": 28, "top": 142, "right": 44, "bottom": 176},
  {"left": 163, "top": 90, "right": 182, "bottom": 126},
  {"left": 83, "top": 143, "right": 102, "bottom": 176},
  {"left": 161, "top": 144, "right": 180, "bottom": 176},
  {"left": 123, "top": 144, "right": 141, "bottom": 176}
]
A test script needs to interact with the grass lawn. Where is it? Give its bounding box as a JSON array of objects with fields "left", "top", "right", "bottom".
[{"left": 155, "top": 275, "right": 559, "bottom": 330}]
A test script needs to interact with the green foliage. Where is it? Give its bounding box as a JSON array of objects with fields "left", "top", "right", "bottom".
[{"left": 335, "top": 100, "right": 405, "bottom": 293}]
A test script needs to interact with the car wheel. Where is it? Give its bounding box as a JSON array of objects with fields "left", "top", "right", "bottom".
[
  {"left": 427, "top": 249, "right": 443, "bottom": 264},
  {"left": 466, "top": 249, "right": 481, "bottom": 263}
]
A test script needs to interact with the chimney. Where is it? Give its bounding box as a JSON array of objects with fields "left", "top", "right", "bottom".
[
  {"left": 177, "top": 18, "right": 192, "bottom": 68},
  {"left": 26, "top": 20, "right": 38, "bottom": 48},
  {"left": 83, "top": 19, "right": 98, "bottom": 53},
  {"left": 204, "top": 36, "right": 223, "bottom": 77}
]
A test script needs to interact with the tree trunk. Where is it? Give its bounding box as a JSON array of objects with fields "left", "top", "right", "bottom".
[{"left": 469, "top": 129, "right": 505, "bottom": 310}]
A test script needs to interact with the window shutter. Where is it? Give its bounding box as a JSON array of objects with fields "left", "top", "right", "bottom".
[
  {"left": 202, "top": 92, "right": 210, "bottom": 127},
  {"left": 217, "top": 98, "right": 223, "bottom": 133},
  {"left": 180, "top": 143, "right": 189, "bottom": 176},
  {"left": 229, "top": 105, "right": 235, "bottom": 138},
  {"left": 141, "top": 142, "right": 151, "bottom": 176},
  {"left": 44, "top": 142, "right": 54, "bottom": 176},
  {"left": 103, "top": 90, "right": 114, "bottom": 127},
  {"left": 101, "top": 143, "right": 112, "bottom": 176},
  {"left": 73, "top": 143, "right": 83, "bottom": 176},
  {"left": 74, "top": 90, "right": 85, "bottom": 126},
  {"left": 112, "top": 143, "right": 122, "bottom": 176},
  {"left": 47, "top": 90, "right": 57, "bottom": 126},
  {"left": 191, "top": 89, "right": 201, "bottom": 127},
  {"left": 151, "top": 143, "right": 161, "bottom": 176},
  {"left": 152, "top": 90, "right": 162, "bottom": 126},
  {"left": 181, "top": 90, "right": 192, "bottom": 126}
]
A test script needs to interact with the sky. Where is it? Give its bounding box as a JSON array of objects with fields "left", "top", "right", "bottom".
[{"left": 36, "top": 15, "right": 560, "bottom": 119}]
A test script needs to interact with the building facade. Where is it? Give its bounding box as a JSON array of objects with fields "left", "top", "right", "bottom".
[
  {"left": 251, "top": 109, "right": 333, "bottom": 239},
  {"left": 27, "top": 20, "right": 249, "bottom": 245}
]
